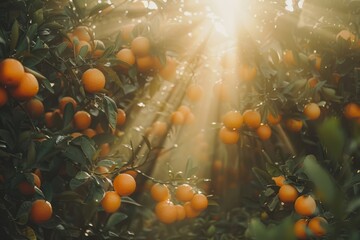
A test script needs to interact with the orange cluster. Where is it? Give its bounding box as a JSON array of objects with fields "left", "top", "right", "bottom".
[
  {"left": 66, "top": 26, "right": 102, "bottom": 56},
  {"left": 115, "top": 34, "right": 177, "bottom": 80},
  {"left": 170, "top": 105, "right": 195, "bottom": 125},
  {"left": 150, "top": 183, "right": 208, "bottom": 224},
  {"left": 101, "top": 173, "right": 137, "bottom": 213},
  {"left": 272, "top": 176, "right": 327, "bottom": 239},
  {"left": 0, "top": 58, "right": 39, "bottom": 106}
]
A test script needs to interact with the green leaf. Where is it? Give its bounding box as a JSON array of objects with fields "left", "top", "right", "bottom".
[
  {"left": 78, "top": 45, "right": 89, "bottom": 58},
  {"left": 248, "top": 218, "right": 267, "bottom": 239},
  {"left": 21, "top": 226, "right": 36, "bottom": 240},
  {"left": 71, "top": 136, "right": 96, "bottom": 162},
  {"left": 96, "top": 159, "right": 116, "bottom": 168},
  {"left": 317, "top": 117, "right": 345, "bottom": 163},
  {"left": 104, "top": 95, "right": 117, "bottom": 130},
  {"left": 42, "top": 78, "right": 55, "bottom": 94},
  {"left": 63, "top": 145, "right": 87, "bottom": 166},
  {"left": 10, "top": 20, "right": 19, "bottom": 52},
  {"left": 88, "top": 3, "right": 111, "bottom": 17},
  {"left": 62, "top": 102, "right": 75, "bottom": 128},
  {"left": 86, "top": 181, "right": 105, "bottom": 203},
  {"left": 25, "top": 140, "right": 36, "bottom": 168},
  {"left": 16, "top": 201, "right": 32, "bottom": 225},
  {"left": 252, "top": 167, "right": 272, "bottom": 186},
  {"left": 54, "top": 191, "right": 84, "bottom": 204},
  {"left": 104, "top": 212, "right": 128, "bottom": 230},
  {"left": 121, "top": 196, "right": 142, "bottom": 207}
]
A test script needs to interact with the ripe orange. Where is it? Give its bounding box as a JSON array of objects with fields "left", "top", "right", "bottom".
[
  {"left": 0, "top": 58, "right": 25, "bottom": 86},
  {"left": 267, "top": 113, "right": 282, "bottom": 125},
  {"left": 294, "top": 218, "right": 308, "bottom": 239},
  {"left": 183, "top": 201, "right": 201, "bottom": 218},
  {"left": 285, "top": 119, "right": 303, "bottom": 132},
  {"left": 116, "top": 108, "right": 126, "bottom": 126},
  {"left": 10, "top": 73, "right": 39, "bottom": 101},
  {"left": 272, "top": 175, "right": 285, "bottom": 187},
  {"left": 190, "top": 193, "right": 208, "bottom": 211},
  {"left": 131, "top": 36, "right": 150, "bottom": 57},
  {"left": 99, "top": 143, "right": 110, "bottom": 158},
  {"left": 30, "top": 199, "right": 52, "bottom": 224},
  {"left": 120, "top": 24, "right": 134, "bottom": 42},
  {"left": 304, "top": 103, "right": 321, "bottom": 120},
  {"left": 308, "top": 54, "right": 321, "bottom": 71},
  {"left": 243, "top": 109, "right": 261, "bottom": 129},
  {"left": 184, "top": 112, "right": 195, "bottom": 125},
  {"left": 18, "top": 173, "right": 41, "bottom": 195},
  {"left": 82, "top": 128, "right": 96, "bottom": 138},
  {"left": 81, "top": 68, "right": 106, "bottom": 93},
  {"left": 278, "top": 184, "right": 298, "bottom": 203},
  {"left": 44, "top": 112, "right": 55, "bottom": 129},
  {"left": 94, "top": 166, "right": 109, "bottom": 177},
  {"left": 219, "top": 126, "right": 240, "bottom": 144},
  {"left": 151, "top": 183, "right": 170, "bottom": 202},
  {"left": 136, "top": 55, "right": 156, "bottom": 72},
  {"left": 101, "top": 191, "right": 121, "bottom": 213},
  {"left": 256, "top": 124, "right": 272, "bottom": 141},
  {"left": 186, "top": 83, "right": 203, "bottom": 102},
  {"left": 72, "top": 26, "right": 92, "bottom": 42},
  {"left": 307, "top": 77, "right": 319, "bottom": 88},
  {"left": 113, "top": 173, "right": 136, "bottom": 196},
  {"left": 294, "top": 195, "right": 317, "bottom": 216},
  {"left": 26, "top": 98, "right": 44, "bottom": 119},
  {"left": 177, "top": 105, "right": 191, "bottom": 119},
  {"left": 151, "top": 121, "right": 168, "bottom": 136},
  {"left": 59, "top": 96, "right": 77, "bottom": 113},
  {"left": 158, "top": 57, "right": 177, "bottom": 80},
  {"left": 308, "top": 216, "right": 327, "bottom": 237},
  {"left": 0, "top": 86, "right": 8, "bottom": 107},
  {"left": 155, "top": 201, "right": 177, "bottom": 224},
  {"left": 283, "top": 49, "right": 297, "bottom": 66},
  {"left": 336, "top": 29, "right": 355, "bottom": 42},
  {"left": 73, "top": 111, "right": 91, "bottom": 130},
  {"left": 116, "top": 48, "right": 136, "bottom": 68},
  {"left": 239, "top": 64, "right": 257, "bottom": 82},
  {"left": 75, "top": 40, "right": 92, "bottom": 55},
  {"left": 175, "top": 184, "right": 194, "bottom": 202},
  {"left": 71, "top": 132, "right": 82, "bottom": 138},
  {"left": 175, "top": 204, "right": 186, "bottom": 221},
  {"left": 222, "top": 110, "right": 243, "bottom": 129},
  {"left": 213, "top": 81, "right": 229, "bottom": 101},
  {"left": 344, "top": 102, "right": 360, "bottom": 119},
  {"left": 171, "top": 111, "right": 185, "bottom": 125}
]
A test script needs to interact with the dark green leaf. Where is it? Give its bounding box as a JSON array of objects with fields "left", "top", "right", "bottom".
[
  {"left": 16, "top": 201, "right": 32, "bottom": 225},
  {"left": 10, "top": 20, "right": 19, "bottom": 52},
  {"left": 121, "top": 196, "right": 141, "bottom": 207},
  {"left": 104, "top": 212, "right": 127, "bottom": 230},
  {"left": 63, "top": 145, "right": 87, "bottom": 166},
  {"left": 104, "top": 95, "right": 117, "bottom": 130}
]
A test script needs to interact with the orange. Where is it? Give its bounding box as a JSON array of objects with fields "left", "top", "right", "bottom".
[
  {"left": 239, "top": 64, "right": 257, "bottom": 82},
  {"left": 136, "top": 55, "right": 156, "bottom": 72},
  {"left": 308, "top": 54, "right": 321, "bottom": 71},
  {"left": 186, "top": 83, "right": 203, "bottom": 102},
  {"left": 170, "top": 111, "right": 185, "bottom": 125},
  {"left": 113, "top": 173, "right": 136, "bottom": 196},
  {"left": 222, "top": 110, "right": 243, "bottom": 129},
  {"left": 10, "top": 72, "right": 39, "bottom": 101},
  {"left": 131, "top": 36, "right": 150, "bottom": 57},
  {"left": 272, "top": 175, "right": 285, "bottom": 187},
  {"left": 256, "top": 124, "right": 272, "bottom": 140},
  {"left": 75, "top": 40, "right": 92, "bottom": 55},
  {"left": 267, "top": 113, "right": 282, "bottom": 125},
  {"left": 0, "top": 86, "right": 8, "bottom": 107},
  {"left": 151, "top": 121, "right": 168, "bottom": 136},
  {"left": 44, "top": 112, "right": 55, "bottom": 129},
  {"left": 307, "top": 77, "right": 319, "bottom": 88},
  {"left": 175, "top": 184, "right": 194, "bottom": 202},
  {"left": 150, "top": 183, "right": 170, "bottom": 202},
  {"left": 219, "top": 126, "right": 240, "bottom": 144},
  {"left": 336, "top": 29, "right": 355, "bottom": 42},
  {"left": 278, "top": 184, "right": 298, "bottom": 203},
  {"left": 184, "top": 112, "right": 195, "bottom": 125},
  {"left": 71, "top": 132, "right": 82, "bottom": 139},
  {"left": 285, "top": 119, "right": 303, "bottom": 132},
  {"left": 116, "top": 48, "right": 136, "bottom": 68},
  {"left": 81, "top": 68, "right": 106, "bottom": 93},
  {"left": 158, "top": 57, "right": 177, "bottom": 80},
  {"left": 177, "top": 105, "right": 191, "bottom": 119},
  {"left": 190, "top": 193, "right": 208, "bottom": 211},
  {"left": 59, "top": 96, "right": 77, "bottom": 113},
  {"left": 344, "top": 102, "right": 360, "bottom": 119},
  {"left": 94, "top": 166, "right": 109, "bottom": 177},
  {"left": 294, "top": 195, "right": 317, "bottom": 216},
  {"left": 183, "top": 201, "right": 201, "bottom": 218},
  {"left": 99, "top": 143, "right": 110, "bottom": 157},
  {"left": 73, "top": 111, "right": 91, "bottom": 130},
  {"left": 120, "top": 24, "right": 134, "bottom": 42},
  {"left": 175, "top": 204, "right": 186, "bottom": 221},
  {"left": 308, "top": 216, "right": 327, "bottom": 237},
  {"left": 18, "top": 173, "right": 41, "bottom": 195},
  {"left": 72, "top": 26, "right": 92, "bottom": 42},
  {"left": 116, "top": 108, "right": 126, "bottom": 126},
  {"left": 124, "top": 170, "right": 138, "bottom": 178},
  {"left": 243, "top": 109, "right": 261, "bottom": 129},
  {"left": 155, "top": 201, "right": 177, "bottom": 224},
  {"left": 0, "top": 58, "right": 25, "bottom": 86},
  {"left": 213, "top": 81, "right": 229, "bottom": 101},
  {"left": 26, "top": 98, "right": 44, "bottom": 119},
  {"left": 283, "top": 49, "right": 297, "bottom": 66},
  {"left": 294, "top": 218, "right": 308, "bottom": 239},
  {"left": 303, "top": 103, "right": 320, "bottom": 120},
  {"left": 30, "top": 199, "right": 52, "bottom": 224},
  {"left": 82, "top": 128, "right": 96, "bottom": 138},
  {"left": 101, "top": 191, "right": 121, "bottom": 213}
]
